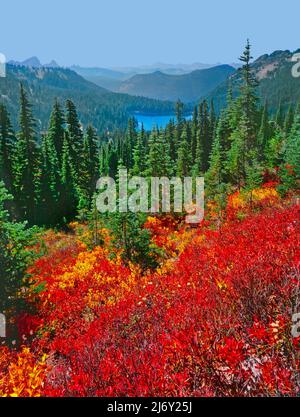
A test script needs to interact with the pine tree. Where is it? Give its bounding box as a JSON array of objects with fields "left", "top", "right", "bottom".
[
  {"left": 237, "top": 39, "right": 259, "bottom": 152},
  {"left": 0, "top": 104, "right": 15, "bottom": 193},
  {"left": 275, "top": 101, "right": 284, "bottom": 129},
  {"left": 165, "top": 119, "right": 176, "bottom": 162},
  {"left": 65, "top": 99, "right": 84, "bottom": 182},
  {"left": 202, "top": 100, "right": 212, "bottom": 171},
  {"left": 60, "top": 132, "right": 77, "bottom": 223},
  {"left": 191, "top": 106, "right": 198, "bottom": 164},
  {"left": 177, "top": 124, "right": 192, "bottom": 177},
  {"left": 280, "top": 105, "right": 300, "bottom": 191},
  {"left": 123, "top": 118, "right": 137, "bottom": 169},
  {"left": 205, "top": 135, "right": 223, "bottom": 191},
  {"left": 47, "top": 100, "right": 65, "bottom": 165},
  {"left": 132, "top": 125, "right": 146, "bottom": 176},
  {"left": 265, "top": 128, "right": 284, "bottom": 168},
  {"left": 14, "top": 84, "right": 39, "bottom": 223},
  {"left": 175, "top": 100, "right": 184, "bottom": 155},
  {"left": 38, "top": 135, "right": 59, "bottom": 225},
  {"left": 226, "top": 41, "right": 259, "bottom": 186},
  {"left": 85, "top": 125, "right": 99, "bottom": 192},
  {"left": 77, "top": 126, "right": 99, "bottom": 217},
  {"left": 284, "top": 105, "right": 295, "bottom": 136},
  {"left": 258, "top": 100, "right": 270, "bottom": 154}
]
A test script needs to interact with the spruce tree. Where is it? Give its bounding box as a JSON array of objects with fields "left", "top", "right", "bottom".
[
  {"left": 258, "top": 100, "right": 270, "bottom": 154},
  {"left": 177, "top": 124, "right": 192, "bottom": 177},
  {"left": 280, "top": 105, "right": 300, "bottom": 191},
  {"left": 0, "top": 104, "right": 15, "bottom": 193},
  {"left": 284, "top": 105, "right": 295, "bottom": 136},
  {"left": 60, "top": 132, "right": 77, "bottom": 223},
  {"left": 132, "top": 125, "right": 146, "bottom": 176},
  {"left": 65, "top": 99, "right": 84, "bottom": 182},
  {"left": 226, "top": 41, "right": 259, "bottom": 186},
  {"left": 14, "top": 84, "right": 39, "bottom": 223},
  {"left": 47, "top": 100, "right": 65, "bottom": 165}
]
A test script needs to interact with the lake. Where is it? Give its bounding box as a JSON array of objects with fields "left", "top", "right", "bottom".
[{"left": 134, "top": 113, "right": 192, "bottom": 131}]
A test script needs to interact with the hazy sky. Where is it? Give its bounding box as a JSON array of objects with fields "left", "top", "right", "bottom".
[{"left": 1, "top": 0, "right": 299, "bottom": 67}]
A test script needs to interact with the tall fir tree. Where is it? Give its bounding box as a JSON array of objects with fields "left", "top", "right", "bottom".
[
  {"left": 177, "top": 124, "right": 192, "bottom": 177},
  {"left": 14, "top": 84, "right": 39, "bottom": 223},
  {"left": 0, "top": 104, "right": 15, "bottom": 193},
  {"left": 47, "top": 100, "right": 65, "bottom": 165},
  {"left": 65, "top": 99, "right": 84, "bottom": 183},
  {"left": 280, "top": 104, "right": 300, "bottom": 191},
  {"left": 132, "top": 125, "right": 146, "bottom": 176},
  {"left": 60, "top": 132, "right": 77, "bottom": 223}
]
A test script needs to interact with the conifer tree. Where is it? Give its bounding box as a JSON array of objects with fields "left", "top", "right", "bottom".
[
  {"left": 284, "top": 105, "right": 295, "bottom": 136},
  {"left": 177, "top": 124, "right": 192, "bottom": 177},
  {"left": 77, "top": 126, "right": 99, "bottom": 216},
  {"left": 265, "top": 128, "right": 284, "bottom": 168},
  {"left": 38, "top": 135, "right": 59, "bottom": 225},
  {"left": 275, "top": 101, "right": 284, "bottom": 129},
  {"left": 175, "top": 100, "right": 184, "bottom": 154},
  {"left": 258, "top": 100, "right": 270, "bottom": 154},
  {"left": 191, "top": 106, "right": 198, "bottom": 164},
  {"left": 132, "top": 125, "right": 146, "bottom": 176},
  {"left": 60, "top": 132, "right": 77, "bottom": 222},
  {"left": 226, "top": 41, "right": 259, "bottom": 186},
  {"left": 65, "top": 99, "right": 84, "bottom": 181},
  {"left": 47, "top": 100, "right": 65, "bottom": 165},
  {"left": 0, "top": 104, "right": 15, "bottom": 193},
  {"left": 280, "top": 105, "right": 300, "bottom": 191},
  {"left": 14, "top": 84, "right": 39, "bottom": 223}
]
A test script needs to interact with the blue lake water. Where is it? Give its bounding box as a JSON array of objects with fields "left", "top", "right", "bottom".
[{"left": 134, "top": 114, "right": 192, "bottom": 131}]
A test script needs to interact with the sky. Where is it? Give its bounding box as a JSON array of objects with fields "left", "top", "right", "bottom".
[{"left": 0, "top": 0, "right": 299, "bottom": 68}]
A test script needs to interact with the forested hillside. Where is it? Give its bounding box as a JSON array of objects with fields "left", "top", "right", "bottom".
[
  {"left": 0, "top": 41, "right": 299, "bottom": 397},
  {"left": 116, "top": 65, "right": 236, "bottom": 102},
  {"left": 208, "top": 49, "right": 300, "bottom": 113},
  {"left": 0, "top": 64, "right": 175, "bottom": 132}
]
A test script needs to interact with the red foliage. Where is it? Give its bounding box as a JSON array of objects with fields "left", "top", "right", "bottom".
[{"left": 1, "top": 198, "right": 300, "bottom": 396}]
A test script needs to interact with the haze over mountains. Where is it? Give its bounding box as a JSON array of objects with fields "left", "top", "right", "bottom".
[
  {"left": 116, "top": 65, "right": 236, "bottom": 102},
  {"left": 0, "top": 64, "right": 175, "bottom": 131},
  {"left": 2, "top": 48, "right": 300, "bottom": 133},
  {"left": 207, "top": 49, "right": 300, "bottom": 112}
]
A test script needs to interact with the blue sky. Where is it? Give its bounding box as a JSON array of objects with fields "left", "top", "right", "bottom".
[{"left": 1, "top": 0, "right": 299, "bottom": 67}]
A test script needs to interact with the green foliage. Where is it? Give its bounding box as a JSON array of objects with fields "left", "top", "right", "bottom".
[
  {"left": 0, "top": 182, "right": 39, "bottom": 313},
  {"left": 0, "top": 64, "right": 175, "bottom": 132},
  {"left": 278, "top": 107, "right": 300, "bottom": 194},
  {"left": 107, "top": 211, "right": 160, "bottom": 271}
]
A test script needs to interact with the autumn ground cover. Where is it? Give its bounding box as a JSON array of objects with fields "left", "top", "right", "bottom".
[{"left": 0, "top": 186, "right": 300, "bottom": 397}]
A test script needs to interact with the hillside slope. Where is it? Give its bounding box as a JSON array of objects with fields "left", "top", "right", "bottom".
[
  {"left": 207, "top": 49, "right": 300, "bottom": 112},
  {"left": 0, "top": 65, "right": 175, "bottom": 132},
  {"left": 1, "top": 190, "right": 299, "bottom": 396},
  {"left": 116, "top": 65, "right": 236, "bottom": 102}
]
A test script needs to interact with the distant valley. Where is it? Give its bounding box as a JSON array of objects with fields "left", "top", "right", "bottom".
[{"left": 2, "top": 50, "right": 300, "bottom": 134}]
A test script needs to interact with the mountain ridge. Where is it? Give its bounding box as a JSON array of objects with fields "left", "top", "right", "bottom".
[
  {"left": 115, "top": 65, "right": 236, "bottom": 102},
  {"left": 0, "top": 64, "right": 176, "bottom": 132}
]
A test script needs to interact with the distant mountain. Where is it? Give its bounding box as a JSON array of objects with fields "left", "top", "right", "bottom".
[
  {"left": 207, "top": 49, "right": 300, "bottom": 112},
  {"left": 22, "top": 56, "right": 42, "bottom": 67},
  {"left": 71, "top": 63, "right": 242, "bottom": 92},
  {"left": 71, "top": 66, "right": 128, "bottom": 91},
  {"left": 110, "top": 62, "right": 217, "bottom": 75},
  {"left": 44, "top": 60, "right": 60, "bottom": 68},
  {"left": 115, "top": 65, "right": 236, "bottom": 102},
  {"left": 70, "top": 65, "right": 127, "bottom": 80},
  {"left": 0, "top": 64, "right": 176, "bottom": 132},
  {"left": 8, "top": 56, "right": 59, "bottom": 69}
]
